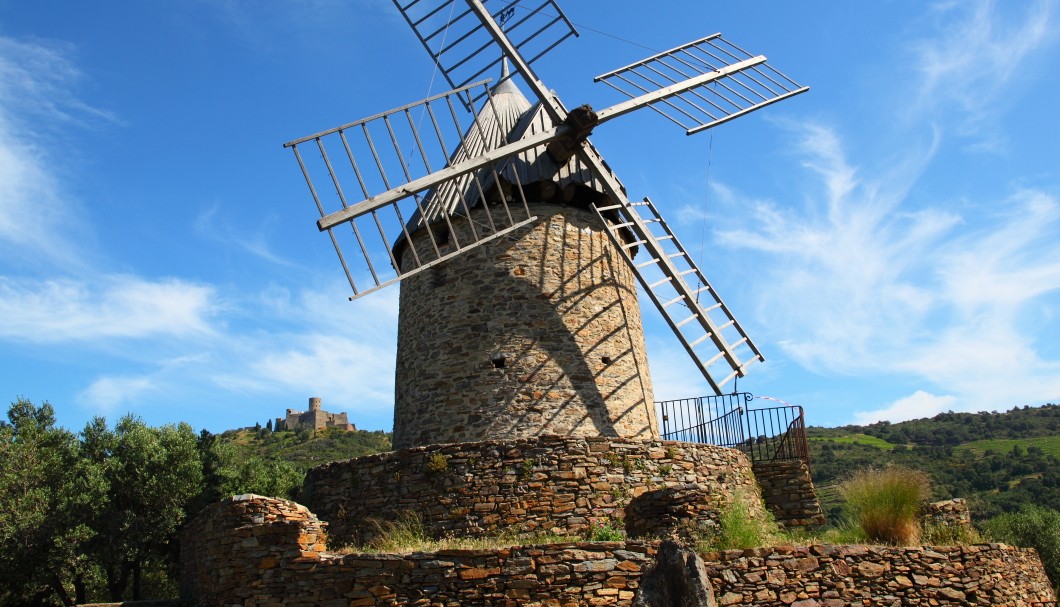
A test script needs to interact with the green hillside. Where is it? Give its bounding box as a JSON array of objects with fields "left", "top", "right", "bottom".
[
  {"left": 806, "top": 404, "right": 1060, "bottom": 522},
  {"left": 218, "top": 426, "right": 393, "bottom": 472}
]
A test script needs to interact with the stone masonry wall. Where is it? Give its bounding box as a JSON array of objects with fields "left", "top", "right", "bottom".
[
  {"left": 752, "top": 460, "right": 826, "bottom": 528},
  {"left": 179, "top": 495, "right": 1057, "bottom": 607},
  {"left": 393, "top": 204, "right": 656, "bottom": 449},
  {"left": 702, "top": 543, "right": 1056, "bottom": 606},
  {"left": 302, "top": 436, "right": 764, "bottom": 545}
]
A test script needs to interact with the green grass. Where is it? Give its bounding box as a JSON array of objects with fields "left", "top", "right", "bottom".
[
  {"left": 809, "top": 433, "right": 898, "bottom": 450},
  {"left": 954, "top": 435, "right": 1060, "bottom": 458}
]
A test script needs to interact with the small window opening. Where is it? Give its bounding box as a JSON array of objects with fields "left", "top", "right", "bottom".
[
  {"left": 601, "top": 356, "right": 613, "bottom": 365},
  {"left": 491, "top": 354, "right": 507, "bottom": 369},
  {"left": 436, "top": 227, "right": 450, "bottom": 246}
]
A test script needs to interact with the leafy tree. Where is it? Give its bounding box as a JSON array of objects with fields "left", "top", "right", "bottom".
[
  {"left": 0, "top": 399, "right": 103, "bottom": 606},
  {"left": 83, "top": 415, "right": 203, "bottom": 601},
  {"left": 196, "top": 434, "right": 302, "bottom": 507}
]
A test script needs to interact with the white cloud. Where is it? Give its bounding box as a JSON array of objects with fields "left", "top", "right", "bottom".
[
  {"left": 194, "top": 202, "right": 300, "bottom": 268},
  {"left": 910, "top": 0, "right": 1057, "bottom": 144},
  {"left": 0, "top": 276, "right": 218, "bottom": 343},
  {"left": 852, "top": 391, "right": 958, "bottom": 425},
  {"left": 78, "top": 375, "right": 158, "bottom": 414},
  {"left": 207, "top": 284, "right": 398, "bottom": 412},
  {"left": 0, "top": 36, "right": 116, "bottom": 269}
]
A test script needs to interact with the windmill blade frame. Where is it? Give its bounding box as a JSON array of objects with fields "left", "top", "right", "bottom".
[{"left": 392, "top": 0, "right": 578, "bottom": 108}]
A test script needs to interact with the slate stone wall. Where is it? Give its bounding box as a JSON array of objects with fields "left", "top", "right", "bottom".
[
  {"left": 301, "top": 436, "right": 764, "bottom": 545},
  {"left": 703, "top": 543, "right": 1056, "bottom": 606},
  {"left": 752, "top": 460, "right": 826, "bottom": 527},
  {"left": 393, "top": 204, "right": 656, "bottom": 449},
  {"left": 179, "top": 495, "right": 1057, "bottom": 607}
]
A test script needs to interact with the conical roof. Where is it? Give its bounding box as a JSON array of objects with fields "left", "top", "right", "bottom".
[{"left": 408, "top": 66, "right": 627, "bottom": 229}]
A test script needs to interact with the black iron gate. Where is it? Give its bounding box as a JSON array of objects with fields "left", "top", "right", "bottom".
[{"left": 656, "top": 393, "right": 810, "bottom": 465}]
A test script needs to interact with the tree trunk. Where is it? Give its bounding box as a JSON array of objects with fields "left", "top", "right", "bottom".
[
  {"left": 132, "top": 561, "right": 142, "bottom": 600},
  {"left": 74, "top": 574, "right": 88, "bottom": 605}
]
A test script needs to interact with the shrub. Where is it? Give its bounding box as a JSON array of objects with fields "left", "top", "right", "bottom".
[
  {"left": 839, "top": 466, "right": 930, "bottom": 545},
  {"left": 425, "top": 453, "right": 449, "bottom": 474},
  {"left": 982, "top": 505, "right": 1060, "bottom": 590},
  {"left": 921, "top": 521, "right": 980, "bottom": 545}
]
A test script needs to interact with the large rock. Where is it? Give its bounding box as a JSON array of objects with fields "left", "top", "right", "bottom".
[{"left": 633, "top": 540, "right": 717, "bottom": 607}]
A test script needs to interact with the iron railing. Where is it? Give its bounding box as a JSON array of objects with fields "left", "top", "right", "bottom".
[
  {"left": 657, "top": 392, "right": 750, "bottom": 447},
  {"left": 656, "top": 393, "right": 810, "bottom": 465}
]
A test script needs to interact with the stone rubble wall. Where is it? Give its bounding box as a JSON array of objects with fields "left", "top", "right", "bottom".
[
  {"left": 179, "top": 495, "right": 1057, "bottom": 607},
  {"left": 922, "top": 498, "right": 974, "bottom": 530},
  {"left": 301, "top": 436, "right": 764, "bottom": 545},
  {"left": 178, "top": 494, "right": 328, "bottom": 605},
  {"left": 752, "top": 460, "right": 826, "bottom": 528},
  {"left": 703, "top": 543, "right": 1056, "bottom": 607},
  {"left": 180, "top": 494, "right": 658, "bottom": 607}
]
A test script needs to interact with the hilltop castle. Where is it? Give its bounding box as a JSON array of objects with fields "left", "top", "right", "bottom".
[{"left": 274, "top": 397, "right": 355, "bottom": 432}]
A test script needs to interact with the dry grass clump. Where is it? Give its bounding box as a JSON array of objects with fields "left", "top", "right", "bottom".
[
  {"left": 839, "top": 466, "right": 931, "bottom": 545},
  {"left": 332, "top": 511, "right": 579, "bottom": 555}
]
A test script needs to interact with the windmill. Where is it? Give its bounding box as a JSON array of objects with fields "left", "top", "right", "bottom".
[{"left": 283, "top": 1, "right": 807, "bottom": 449}]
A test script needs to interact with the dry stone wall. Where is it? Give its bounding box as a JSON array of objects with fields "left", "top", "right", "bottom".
[
  {"left": 179, "top": 495, "right": 1057, "bottom": 607},
  {"left": 301, "top": 436, "right": 764, "bottom": 545},
  {"left": 393, "top": 204, "right": 656, "bottom": 449},
  {"left": 752, "top": 460, "right": 826, "bottom": 527},
  {"left": 703, "top": 543, "right": 1055, "bottom": 606}
]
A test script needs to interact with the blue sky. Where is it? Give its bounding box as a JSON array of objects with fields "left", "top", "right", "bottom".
[{"left": 1, "top": 1, "right": 1058, "bottom": 433}]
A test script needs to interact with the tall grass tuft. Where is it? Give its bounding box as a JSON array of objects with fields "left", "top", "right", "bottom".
[
  {"left": 366, "top": 510, "right": 429, "bottom": 552},
  {"left": 700, "top": 492, "right": 782, "bottom": 551},
  {"left": 839, "top": 466, "right": 930, "bottom": 545}
]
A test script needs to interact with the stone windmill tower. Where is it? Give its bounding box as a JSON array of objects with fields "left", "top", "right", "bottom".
[
  {"left": 284, "top": 0, "right": 807, "bottom": 450},
  {"left": 391, "top": 67, "right": 656, "bottom": 449}
]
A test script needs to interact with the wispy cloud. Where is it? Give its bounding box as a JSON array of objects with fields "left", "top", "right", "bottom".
[
  {"left": 716, "top": 122, "right": 1060, "bottom": 422},
  {"left": 78, "top": 375, "right": 158, "bottom": 415},
  {"left": 910, "top": 0, "right": 1057, "bottom": 147},
  {"left": 226, "top": 285, "right": 398, "bottom": 402},
  {"left": 0, "top": 275, "right": 218, "bottom": 342},
  {"left": 0, "top": 35, "right": 116, "bottom": 268},
  {"left": 194, "top": 202, "right": 299, "bottom": 267}
]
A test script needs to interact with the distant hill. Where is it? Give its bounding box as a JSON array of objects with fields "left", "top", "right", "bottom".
[
  {"left": 807, "top": 404, "right": 1060, "bottom": 522},
  {"left": 218, "top": 426, "right": 393, "bottom": 472}
]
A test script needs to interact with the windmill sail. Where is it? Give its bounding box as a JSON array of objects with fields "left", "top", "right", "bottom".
[
  {"left": 594, "top": 34, "right": 808, "bottom": 135},
  {"left": 392, "top": 0, "right": 577, "bottom": 108},
  {"left": 283, "top": 81, "right": 541, "bottom": 299}
]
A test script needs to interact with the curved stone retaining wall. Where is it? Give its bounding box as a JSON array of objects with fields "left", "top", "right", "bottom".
[
  {"left": 301, "top": 436, "right": 764, "bottom": 545},
  {"left": 179, "top": 495, "right": 1057, "bottom": 607}
]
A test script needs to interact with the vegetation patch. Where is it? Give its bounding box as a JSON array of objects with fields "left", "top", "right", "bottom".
[
  {"left": 954, "top": 436, "right": 1060, "bottom": 458},
  {"left": 336, "top": 511, "right": 580, "bottom": 555},
  {"left": 808, "top": 432, "right": 897, "bottom": 450},
  {"left": 699, "top": 493, "right": 782, "bottom": 551},
  {"left": 838, "top": 466, "right": 931, "bottom": 545}
]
